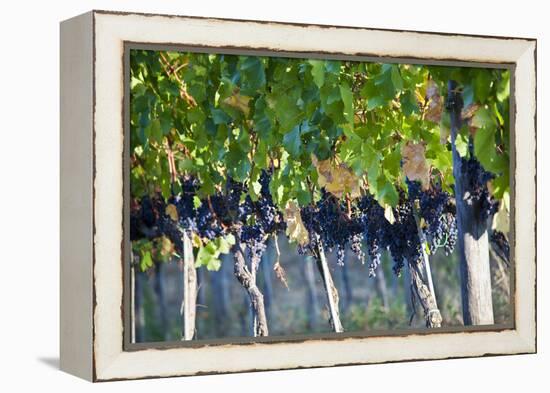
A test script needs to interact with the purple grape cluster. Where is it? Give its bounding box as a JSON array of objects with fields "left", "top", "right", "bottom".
[
  {"left": 131, "top": 171, "right": 286, "bottom": 262},
  {"left": 388, "top": 192, "right": 422, "bottom": 276},
  {"left": 357, "top": 194, "right": 391, "bottom": 276},
  {"left": 297, "top": 188, "right": 429, "bottom": 276},
  {"left": 171, "top": 176, "right": 198, "bottom": 231},
  {"left": 240, "top": 224, "right": 268, "bottom": 265},
  {"left": 131, "top": 170, "right": 466, "bottom": 279},
  {"left": 298, "top": 190, "right": 364, "bottom": 266},
  {"left": 297, "top": 205, "right": 321, "bottom": 256},
  {"left": 130, "top": 194, "right": 165, "bottom": 241},
  {"left": 235, "top": 171, "right": 286, "bottom": 263},
  {"left": 462, "top": 157, "right": 499, "bottom": 222},
  {"left": 490, "top": 230, "right": 510, "bottom": 263},
  {"left": 409, "top": 180, "right": 458, "bottom": 256},
  {"left": 442, "top": 213, "right": 458, "bottom": 256}
]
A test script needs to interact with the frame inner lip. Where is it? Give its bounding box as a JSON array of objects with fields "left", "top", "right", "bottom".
[{"left": 120, "top": 38, "right": 518, "bottom": 352}]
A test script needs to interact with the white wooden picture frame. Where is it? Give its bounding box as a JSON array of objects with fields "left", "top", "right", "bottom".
[{"left": 60, "top": 10, "right": 536, "bottom": 382}]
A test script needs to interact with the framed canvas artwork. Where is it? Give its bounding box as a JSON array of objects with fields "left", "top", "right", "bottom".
[{"left": 60, "top": 10, "right": 536, "bottom": 381}]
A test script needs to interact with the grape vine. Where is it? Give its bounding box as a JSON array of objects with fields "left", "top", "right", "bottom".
[{"left": 128, "top": 48, "right": 511, "bottom": 334}]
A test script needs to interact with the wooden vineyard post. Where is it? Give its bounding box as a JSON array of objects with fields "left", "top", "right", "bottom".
[
  {"left": 314, "top": 234, "right": 344, "bottom": 333},
  {"left": 447, "top": 80, "right": 494, "bottom": 325}
]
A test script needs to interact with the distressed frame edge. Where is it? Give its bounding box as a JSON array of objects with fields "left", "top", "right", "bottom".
[
  {"left": 88, "top": 9, "right": 537, "bottom": 42},
  {"left": 512, "top": 40, "right": 537, "bottom": 354},
  {"left": 89, "top": 11, "right": 536, "bottom": 382},
  {"left": 59, "top": 11, "right": 95, "bottom": 382}
]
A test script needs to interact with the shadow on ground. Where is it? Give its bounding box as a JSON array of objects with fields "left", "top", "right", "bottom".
[{"left": 38, "top": 357, "right": 59, "bottom": 370}]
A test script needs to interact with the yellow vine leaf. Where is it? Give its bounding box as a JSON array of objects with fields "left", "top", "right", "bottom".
[
  {"left": 312, "top": 155, "right": 361, "bottom": 199},
  {"left": 284, "top": 200, "right": 309, "bottom": 246},
  {"left": 165, "top": 204, "right": 179, "bottom": 221},
  {"left": 492, "top": 193, "right": 510, "bottom": 234},
  {"left": 222, "top": 92, "right": 251, "bottom": 116},
  {"left": 159, "top": 236, "right": 174, "bottom": 257},
  {"left": 424, "top": 80, "right": 443, "bottom": 123},
  {"left": 192, "top": 232, "right": 203, "bottom": 248},
  {"left": 415, "top": 72, "right": 429, "bottom": 106},
  {"left": 401, "top": 141, "right": 430, "bottom": 190},
  {"left": 415, "top": 89, "right": 426, "bottom": 107}
]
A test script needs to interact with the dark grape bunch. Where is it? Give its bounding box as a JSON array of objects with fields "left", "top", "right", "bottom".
[
  {"left": 298, "top": 190, "right": 364, "bottom": 266},
  {"left": 441, "top": 213, "right": 458, "bottom": 256},
  {"left": 357, "top": 194, "right": 391, "bottom": 276},
  {"left": 195, "top": 202, "right": 224, "bottom": 240},
  {"left": 131, "top": 171, "right": 287, "bottom": 266},
  {"left": 131, "top": 171, "right": 463, "bottom": 279},
  {"left": 349, "top": 233, "right": 365, "bottom": 264},
  {"left": 130, "top": 194, "right": 165, "bottom": 241},
  {"left": 408, "top": 180, "right": 458, "bottom": 256},
  {"left": 387, "top": 192, "right": 422, "bottom": 276},
  {"left": 296, "top": 183, "right": 461, "bottom": 277},
  {"left": 237, "top": 170, "right": 287, "bottom": 264},
  {"left": 158, "top": 216, "right": 184, "bottom": 252},
  {"left": 240, "top": 224, "right": 268, "bottom": 265},
  {"left": 490, "top": 230, "right": 510, "bottom": 264},
  {"left": 171, "top": 176, "right": 199, "bottom": 231},
  {"left": 253, "top": 170, "right": 286, "bottom": 235},
  {"left": 462, "top": 156, "right": 499, "bottom": 222},
  {"left": 297, "top": 205, "right": 321, "bottom": 256}
]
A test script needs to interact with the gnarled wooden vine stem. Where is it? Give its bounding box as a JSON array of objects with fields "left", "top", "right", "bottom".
[
  {"left": 233, "top": 240, "right": 269, "bottom": 337},
  {"left": 408, "top": 203, "right": 442, "bottom": 328},
  {"left": 408, "top": 260, "right": 442, "bottom": 328}
]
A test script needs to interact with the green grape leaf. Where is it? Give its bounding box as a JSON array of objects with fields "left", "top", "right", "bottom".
[
  {"left": 211, "top": 108, "right": 231, "bottom": 125},
  {"left": 474, "top": 70, "right": 492, "bottom": 103},
  {"left": 217, "top": 234, "right": 236, "bottom": 255},
  {"left": 377, "top": 177, "right": 399, "bottom": 208},
  {"left": 253, "top": 97, "right": 273, "bottom": 138},
  {"left": 272, "top": 93, "right": 302, "bottom": 132},
  {"left": 474, "top": 126, "right": 507, "bottom": 174},
  {"left": 340, "top": 82, "right": 354, "bottom": 127},
  {"left": 149, "top": 119, "right": 163, "bottom": 144},
  {"left": 400, "top": 90, "right": 419, "bottom": 116},
  {"left": 140, "top": 250, "right": 153, "bottom": 272},
  {"left": 489, "top": 171, "right": 509, "bottom": 200},
  {"left": 283, "top": 124, "right": 302, "bottom": 158},
  {"left": 239, "top": 56, "right": 266, "bottom": 94},
  {"left": 382, "top": 146, "right": 402, "bottom": 178},
  {"left": 391, "top": 65, "right": 404, "bottom": 91},
  {"left": 455, "top": 132, "right": 469, "bottom": 157},
  {"left": 471, "top": 107, "right": 496, "bottom": 129},
  {"left": 309, "top": 60, "right": 325, "bottom": 88}
]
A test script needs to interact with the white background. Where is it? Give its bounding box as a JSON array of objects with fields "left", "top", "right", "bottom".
[{"left": 0, "top": 0, "right": 546, "bottom": 391}]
